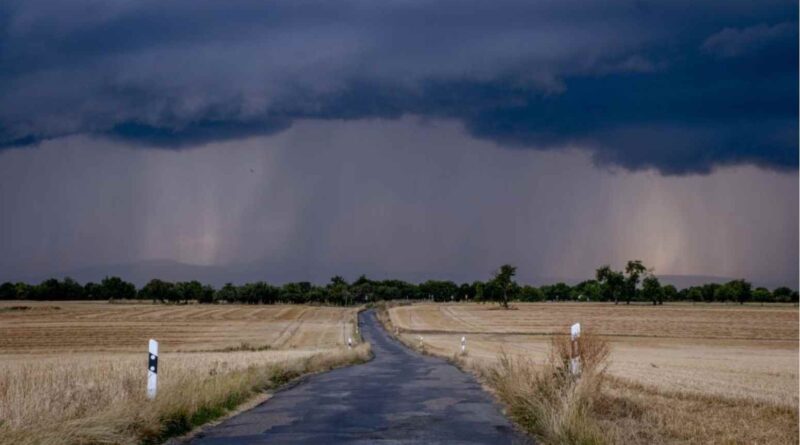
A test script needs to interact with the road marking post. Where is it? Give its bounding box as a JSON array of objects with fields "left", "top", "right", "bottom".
[
  {"left": 348, "top": 337, "right": 353, "bottom": 349},
  {"left": 418, "top": 336, "right": 424, "bottom": 349},
  {"left": 461, "top": 336, "right": 466, "bottom": 355},
  {"left": 570, "top": 323, "right": 581, "bottom": 376},
  {"left": 147, "top": 339, "right": 158, "bottom": 399}
]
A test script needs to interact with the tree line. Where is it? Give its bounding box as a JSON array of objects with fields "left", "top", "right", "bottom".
[{"left": 0, "top": 261, "right": 797, "bottom": 305}]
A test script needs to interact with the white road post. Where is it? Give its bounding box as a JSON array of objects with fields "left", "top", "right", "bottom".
[
  {"left": 461, "top": 336, "right": 466, "bottom": 355},
  {"left": 147, "top": 339, "right": 158, "bottom": 399},
  {"left": 570, "top": 323, "right": 581, "bottom": 376},
  {"left": 418, "top": 336, "right": 424, "bottom": 349},
  {"left": 348, "top": 337, "right": 353, "bottom": 349}
]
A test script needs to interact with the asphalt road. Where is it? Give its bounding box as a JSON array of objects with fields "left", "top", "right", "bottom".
[{"left": 188, "top": 310, "right": 531, "bottom": 444}]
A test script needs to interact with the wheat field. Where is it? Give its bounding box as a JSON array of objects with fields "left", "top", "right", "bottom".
[
  {"left": 0, "top": 301, "right": 364, "bottom": 445},
  {"left": 389, "top": 302, "right": 799, "bottom": 444}
]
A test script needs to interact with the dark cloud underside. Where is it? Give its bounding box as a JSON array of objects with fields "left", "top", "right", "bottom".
[
  {"left": 0, "top": 0, "right": 797, "bottom": 174},
  {"left": 0, "top": 122, "right": 797, "bottom": 287}
]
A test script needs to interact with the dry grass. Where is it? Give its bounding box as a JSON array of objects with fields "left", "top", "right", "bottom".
[
  {"left": 0, "top": 302, "right": 366, "bottom": 445},
  {"left": 486, "top": 333, "right": 611, "bottom": 445},
  {"left": 391, "top": 302, "right": 799, "bottom": 444}
]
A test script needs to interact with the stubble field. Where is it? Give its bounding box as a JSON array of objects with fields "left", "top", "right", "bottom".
[
  {"left": 0, "top": 301, "right": 365, "bottom": 445},
  {"left": 389, "top": 302, "right": 799, "bottom": 444}
]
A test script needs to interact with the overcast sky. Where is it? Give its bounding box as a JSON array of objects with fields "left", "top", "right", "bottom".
[{"left": 0, "top": 0, "right": 797, "bottom": 287}]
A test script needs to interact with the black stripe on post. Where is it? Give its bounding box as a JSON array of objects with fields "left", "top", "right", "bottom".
[{"left": 149, "top": 353, "right": 158, "bottom": 374}]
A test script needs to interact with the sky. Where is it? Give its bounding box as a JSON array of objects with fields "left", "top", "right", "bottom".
[{"left": 0, "top": 0, "right": 797, "bottom": 287}]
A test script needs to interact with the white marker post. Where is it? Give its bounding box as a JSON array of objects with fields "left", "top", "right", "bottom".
[
  {"left": 461, "top": 336, "right": 466, "bottom": 355},
  {"left": 569, "top": 323, "right": 581, "bottom": 376},
  {"left": 418, "top": 336, "right": 424, "bottom": 349},
  {"left": 348, "top": 337, "right": 353, "bottom": 349},
  {"left": 147, "top": 339, "right": 158, "bottom": 399}
]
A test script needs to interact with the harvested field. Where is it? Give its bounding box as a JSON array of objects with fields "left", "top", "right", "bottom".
[
  {"left": 389, "top": 302, "right": 799, "bottom": 444},
  {"left": 0, "top": 301, "right": 357, "bottom": 353},
  {"left": 0, "top": 301, "right": 364, "bottom": 445},
  {"left": 391, "top": 302, "right": 797, "bottom": 340}
]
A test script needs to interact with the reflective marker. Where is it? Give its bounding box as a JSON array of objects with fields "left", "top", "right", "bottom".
[
  {"left": 569, "top": 323, "right": 581, "bottom": 376},
  {"left": 148, "top": 339, "right": 158, "bottom": 399}
]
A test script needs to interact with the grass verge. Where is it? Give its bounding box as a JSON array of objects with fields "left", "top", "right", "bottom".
[
  {"left": 482, "top": 335, "right": 798, "bottom": 445},
  {"left": 0, "top": 344, "right": 371, "bottom": 445},
  {"left": 485, "top": 332, "right": 611, "bottom": 445}
]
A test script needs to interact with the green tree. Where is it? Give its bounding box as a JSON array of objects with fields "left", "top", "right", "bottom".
[
  {"left": 573, "top": 280, "right": 602, "bottom": 301},
  {"left": 662, "top": 284, "right": 678, "bottom": 302},
  {"left": 216, "top": 283, "right": 239, "bottom": 303},
  {"left": 419, "top": 280, "right": 459, "bottom": 302},
  {"left": 701, "top": 283, "right": 720, "bottom": 303},
  {"left": 83, "top": 282, "right": 99, "bottom": 300},
  {"left": 36, "top": 278, "right": 61, "bottom": 300},
  {"left": 0, "top": 282, "right": 16, "bottom": 300},
  {"left": 714, "top": 283, "right": 735, "bottom": 303},
  {"left": 491, "top": 264, "right": 517, "bottom": 309},
  {"left": 624, "top": 260, "right": 647, "bottom": 304},
  {"left": 725, "top": 279, "right": 752, "bottom": 305},
  {"left": 351, "top": 275, "right": 373, "bottom": 303},
  {"left": 474, "top": 281, "right": 485, "bottom": 302},
  {"left": 752, "top": 287, "right": 771, "bottom": 304},
  {"left": 139, "top": 279, "right": 175, "bottom": 303},
  {"left": 641, "top": 275, "right": 663, "bottom": 305},
  {"left": 687, "top": 286, "right": 703, "bottom": 303},
  {"left": 772, "top": 287, "right": 793, "bottom": 303},
  {"left": 549, "top": 282, "right": 571, "bottom": 301},
  {"left": 327, "top": 276, "right": 350, "bottom": 306},
  {"left": 199, "top": 285, "right": 215, "bottom": 303},
  {"left": 519, "top": 285, "right": 544, "bottom": 302},
  {"left": 61, "top": 277, "right": 84, "bottom": 300},
  {"left": 596, "top": 265, "right": 625, "bottom": 304},
  {"left": 281, "top": 282, "right": 312, "bottom": 304},
  {"left": 459, "top": 282, "right": 477, "bottom": 301},
  {"left": 329, "top": 276, "right": 347, "bottom": 287},
  {"left": 14, "top": 282, "right": 32, "bottom": 300},
  {"left": 98, "top": 276, "right": 136, "bottom": 300},
  {"left": 175, "top": 280, "right": 204, "bottom": 303}
]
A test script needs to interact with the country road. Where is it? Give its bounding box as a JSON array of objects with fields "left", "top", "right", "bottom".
[{"left": 187, "top": 309, "right": 531, "bottom": 444}]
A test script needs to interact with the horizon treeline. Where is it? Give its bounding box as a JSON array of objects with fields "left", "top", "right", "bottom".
[{"left": 0, "top": 261, "right": 797, "bottom": 305}]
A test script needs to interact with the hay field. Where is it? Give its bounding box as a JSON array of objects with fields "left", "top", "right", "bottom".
[
  {"left": 389, "top": 302, "right": 799, "bottom": 444},
  {"left": 0, "top": 301, "right": 364, "bottom": 445}
]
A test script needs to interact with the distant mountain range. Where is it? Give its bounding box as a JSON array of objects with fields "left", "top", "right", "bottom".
[{"left": 3, "top": 259, "right": 794, "bottom": 290}]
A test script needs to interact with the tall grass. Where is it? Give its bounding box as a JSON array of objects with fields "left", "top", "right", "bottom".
[
  {"left": 0, "top": 345, "right": 370, "bottom": 445},
  {"left": 486, "top": 332, "right": 610, "bottom": 445}
]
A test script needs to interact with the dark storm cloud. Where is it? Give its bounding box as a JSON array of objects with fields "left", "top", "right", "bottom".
[
  {"left": 702, "top": 22, "right": 795, "bottom": 58},
  {"left": 107, "top": 118, "right": 292, "bottom": 148},
  {"left": 0, "top": 0, "right": 796, "bottom": 173}
]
